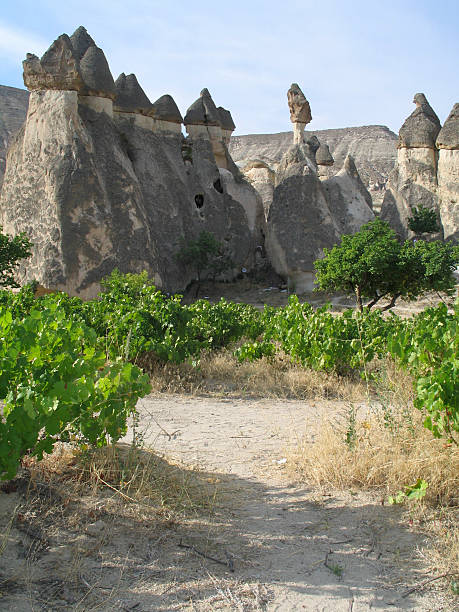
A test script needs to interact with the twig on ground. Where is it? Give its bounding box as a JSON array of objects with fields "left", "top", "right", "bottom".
[
  {"left": 400, "top": 572, "right": 459, "bottom": 598},
  {"left": 178, "top": 539, "right": 235, "bottom": 572}
]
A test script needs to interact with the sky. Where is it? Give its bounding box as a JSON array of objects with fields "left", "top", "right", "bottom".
[{"left": 0, "top": 0, "right": 458, "bottom": 135}]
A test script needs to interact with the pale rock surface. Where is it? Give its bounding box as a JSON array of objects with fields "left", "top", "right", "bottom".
[
  {"left": 381, "top": 94, "right": 442, "bottom": 239},
  {"left": 322, "top": 155, "right": 375, "bottom": 235},
  {"left": 1, "top": 28, "right": 261, "bottom": 296},
  {"left": 230, "top": 126, "right": 397, "bottom": 208},
  {"left": 184, "top": 89, "right": 236, "bottom": 169},
  {"left": 218, "top": 167, "right": 266, "bottom": 240},
  {"left": 0, "top": 85, "right": 29, "bottom": 188},
  {"left": 436, "top": 103, "right": 459, "bottom": 240},
  {"left": 266, "top": 143, "right": 340, "bottom": 292},
  {"left": 239, "top": 159, "right": 275, "bottom": 218}
]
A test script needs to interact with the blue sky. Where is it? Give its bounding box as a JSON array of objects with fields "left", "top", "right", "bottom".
[{"left": 1, "top": 0, "right": 457, "bottom": 135}]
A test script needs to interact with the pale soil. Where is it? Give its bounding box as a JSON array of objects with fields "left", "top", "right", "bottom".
[{"left": 1, "top": 394, "right": 455, "bottom": 611}]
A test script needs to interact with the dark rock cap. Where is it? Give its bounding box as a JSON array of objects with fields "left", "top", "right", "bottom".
[
  {"left": 436, "top": 102, "right": 459, "bottom": 150},
  {"left": 217, "top": 106, "right": 235, "bottom": 131},
  {"left": 23, "top": 34, "right": 84, "bottom": 91},
  {"left": 150, "top": 94, "right": 183, "bottom": 123},
  {"left": 184, "top": 88, "right": 221, "bottom": 126},
  {"left": 69, "top": 26, "right": 95, "bottom": 60},
  {"left": 316, "top": 142, "right": 334, "bottom": 166},
  {"left": 114, "top": 73, "right": 152, "bottom": 114},
  {"left": 23, "top": 26, "right": 116, "bottom": 99},
  {"left": 343, "top": 154, "right": 359, "bottom": 177},
  {"left": 287, "top": 83, "right": 312, "bottom": 124},
  {"left": 398, "top": 93, "right": 441, "bottom": 149},
  {"left": 79, "top": 44, "right": 116, "bottom": 99}
]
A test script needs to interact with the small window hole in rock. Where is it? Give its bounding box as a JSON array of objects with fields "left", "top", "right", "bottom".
[
  {"left": 213, "top": 178, "right": 224, "bottom": 193},
  {"left": 194, "top": 194, "right": 204, "bottom": 209}
]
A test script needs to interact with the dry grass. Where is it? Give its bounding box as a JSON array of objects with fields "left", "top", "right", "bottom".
[
  {"left": 23, "top": 442, "right": 220, "bottom": 522},
  {"left": 287, "top": 361, "right": 459, "bottom": 578},
  {"left": 141, "top": 348, "right": 367, "bottom": 401}
]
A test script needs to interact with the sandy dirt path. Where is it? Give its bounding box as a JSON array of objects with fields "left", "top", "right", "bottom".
[
  {"left": 125, "top": 394, "right": 450, "bottom": 611},
  {"left": 0, "top": 394, "right": 452, "bottom": 611}
]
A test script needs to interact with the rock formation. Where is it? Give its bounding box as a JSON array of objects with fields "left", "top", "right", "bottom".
[
  {"left": 381, "top": 94, "right": 446, "bottom": 239},
  {"left": 265, "top": 88, "right": 374, "bottom": 292},
  {"left": 184, "top": 88, "right": 233, "bottom": 168},
  {"left": 322, "top": 155, "right": 374, "bottom": 235},
  {"left": 287, "top": 83, "right": 312, "bottom": 145},
  {"left": 0, "top": 27, "right": 263, "bottom": 297},
  {"left": 0, "top": 85, "right": 29, "bottom": 188},
  {"left": 265, "top": 141, "right": 340, "bottom": 293},
  {"left": 436, "top": 103, "right": 459, "bottom": 240},
  {"left": 230, "top": 125, "right": 397, "bottom": 209}
]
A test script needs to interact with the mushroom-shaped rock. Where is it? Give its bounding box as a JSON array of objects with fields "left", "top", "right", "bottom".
[
  {"left": 79, "top": 45, "right": 116, "bottom": 99},
  {"left": 184, "top": 88, "right": 221, "bottom": 126},
  {"left": 69, "top": 26, "right": 96, "bottom": 60},
  {"left": 436, "top": 103, "right": 459, "bottom": 150},
  {"left": 316, "top": 142, "right": 334, "bottom": 166},
  {"left": 287, "top": 83, "right": 312, "bottom": 124},
  {"left": 23, "top": 34, "right": 84, "bottom": 91},
  {"left": 114, "top": 73, "right": 152, "bottom": 115},
  {"left": 398, "top": 93, "right": 441, "bottom": 149},
  {"left": 150, "top": 94, "right": 183, "bottom": 123},
  {"left": 217, "top": 107, "right": 235, "bottom": 131}
]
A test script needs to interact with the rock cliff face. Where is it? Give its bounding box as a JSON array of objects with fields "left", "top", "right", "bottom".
[
  {"left": 0, "top": 27, "right": 262, "bottom": 297},
  {"left": 381, "top": 94, "right": 458, "bottom": 241},
  {"left": 436, "top": 104, "right": 459, "bottom": 240},
  {"left": 266, "top": 143, "right": 341, "bottom": 293},
  {"left": 0, "top": 85, "right": 29, "bottom": 188},
  {"left": 229, "top": 125, "right": 397, "bottom": 208},
  {"left": 264, "top": 87, "right": 375, "bottom": 292},
  {"left": 322, "top": 155, "right": 374, "bottom": 235}
]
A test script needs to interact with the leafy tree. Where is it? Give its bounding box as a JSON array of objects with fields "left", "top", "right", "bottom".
[
  {"left": 408, "top": 205, "right": 440, "bottom": 238},
  {"left": 314, "top": 219, "right": 459, "bottom": 311},
  {"left": 176, "top": 231, "right": 232, "bottom": 296},
  {"left": 0, "top": 226, "right": 32, "bottom": 288}
]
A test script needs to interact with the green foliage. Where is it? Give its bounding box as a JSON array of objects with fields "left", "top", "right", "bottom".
[
  {"left": 0, "top": 226, "right": 32, "bottom": 288},
  {"left": 1, "top": 269, "right": 457, "bottom": 481},
  {"left": 388, "top": 478, "right": 428, "bottom": 504},
  {"left": 314, "top": 219, "right": 401, "bottom": 311},
  {"left": 408, "top": 205, "right": 440, "bottom": 236},
  {"left": 252, "top": 296, "right": 397, "bottom": 374},
  {"left": 388, "top": 302, "right": 458, "bottom": 443},
  {"left": 175, "top": 231, "right": 232, "bottom": 288},
  {"left": 0, "top": 302, "right": 150, "bottom": 479},
  {"left": 314, "top": 219, "right": 459, "bottom": 311}
]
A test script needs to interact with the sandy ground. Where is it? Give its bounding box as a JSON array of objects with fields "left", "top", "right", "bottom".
[{"left": 0, "top": 395, "right": 456, "bottom": 611}]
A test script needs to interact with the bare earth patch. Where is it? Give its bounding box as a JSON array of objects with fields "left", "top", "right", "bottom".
[{"left": 0, "top": 394, "right": 456, "bottom": 610}]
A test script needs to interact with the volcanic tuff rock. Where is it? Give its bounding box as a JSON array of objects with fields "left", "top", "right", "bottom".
[
  {"left": 114, "top": 73, "right": 152, "bottom": 115},
  {"left": 287, "top": 83, "right": 312, "bottom": 145},
  {"left": 265, "top": 143, "right": 340, "bottom": 292},
  {"left": 381, "top": 94, "right": 444, "bottom": 239},
  {"left": 316, "top": 142, "right": 334, "bottom": 166},
  {"left": 322, "top": 155, "right": 374, "bottom": 235},
  {"left": 0, "top": 85, "right": 29, "bottom": 188},
  {"left": 229, "top": 125, "right": 398, "bottom": 208},
  {"left": 398, "top": 93, "right": 441, "bottom": 149},
  {"left": 436, "top": 103, "right": 459, "bottom": 240},
  {"left": 0, "top": 28, "right": 262, "bottom": 296}
]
